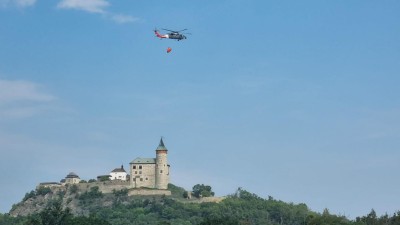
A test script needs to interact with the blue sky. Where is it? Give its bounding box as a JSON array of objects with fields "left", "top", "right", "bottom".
[{"left": 1, "top": 0, "right": 400, "bottom": 218}]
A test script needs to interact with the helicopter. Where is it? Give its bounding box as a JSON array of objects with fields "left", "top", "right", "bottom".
[{"left": 154, "top": 28, "right": 190, "bottom": 41}]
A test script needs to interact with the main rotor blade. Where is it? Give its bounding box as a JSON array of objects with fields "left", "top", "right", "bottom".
[
  {"left": 162, "top": 28, "right": 188, "bottom": 33},
  {"left": 162, "top": 28, "right": 176, "bottom": 32}
]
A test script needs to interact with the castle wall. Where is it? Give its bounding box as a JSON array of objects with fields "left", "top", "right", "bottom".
[
  {"left": 130, "top": 163, "right": 156, "bottom": 188},
  {"left": 77, "top": 181, "right": 130, "bottom": 194},
  {"left": 128, "top": 189, "right": 171, "bottom": 196}
]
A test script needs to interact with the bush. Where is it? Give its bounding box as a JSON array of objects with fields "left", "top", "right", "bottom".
[
  {"left": 192, "top": 184, "right": 214, "bottom": 198},
  {"left": 99, "top": 176, "right": 110, "bottom": 182},
  {"left": 23, "top": 190, "right": 36, "bottom": 201},
  {"left": 69, "top": 184, "right": 78, "bottom": 194},
  {"left": 79, "top": 186, "right": 103, "bottom": 202},
  {"left": 57, "top": 190, "right": 66, "bottom": 198},
  {"left": 36, "top": 186, "right": 52, "bottom": 196},
  {"left": 113, "top": 188, "right": 128, "bottom": 197},
  {"left": 168, "top": 183, "right": 187, "bottom": 198}
]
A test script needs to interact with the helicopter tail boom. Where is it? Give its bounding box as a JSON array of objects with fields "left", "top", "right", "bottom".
[{"left": 154, "top": 29, "right": 169, "bottom": 39}]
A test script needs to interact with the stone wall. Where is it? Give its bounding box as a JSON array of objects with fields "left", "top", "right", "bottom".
[
  {"left": 130, "top": 163, "right": 156, "bottom": 188},
  {"left": 155, "top": 152, "right": 169, "bottom": 189},
  {"left": 128, "top": 189, "right": 171, "bottom": 196},
  {"left": 77, "top": 181, "right": 130, "bottom": 194},
  {"left": 35, "top": 181, "right": 174, "bottom": 196},
  {"left": 182, "top": 196, "right": 226, "bottom": 204},
  {"left": 75, "top": 182, "right": 171, "bottom": 196}
]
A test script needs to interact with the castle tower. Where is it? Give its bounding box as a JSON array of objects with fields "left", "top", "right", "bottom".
[{"left": 155, "top": 138, "right": 169, "bottom": 189}]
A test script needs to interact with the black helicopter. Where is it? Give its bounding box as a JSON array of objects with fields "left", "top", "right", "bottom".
[{"left": 154, "top": 28, "right": 190, "bottom": 41}]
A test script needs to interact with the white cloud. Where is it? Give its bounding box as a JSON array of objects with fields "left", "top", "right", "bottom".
[
  {"left": 0, "top": 79, "right": 56, "bottom": 119},
  {"left": 57, "top": 0, "right": 109, "bottom": 14},
  {"left": 111, "top": 14, "right": 139, "bottom": 24},
  {"left": 56, "top": 0, "right": 139, "bottom": 24},
  {"left": 0, "top": 79, "right": 55, "bottom": 103},
  {"left": 0, "top": 0, "right": 36, "bottom": 7}
]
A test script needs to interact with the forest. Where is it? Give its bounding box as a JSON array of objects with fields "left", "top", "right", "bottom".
[{"left": 1, "top": 185, "right": 399, "bottom": 225}]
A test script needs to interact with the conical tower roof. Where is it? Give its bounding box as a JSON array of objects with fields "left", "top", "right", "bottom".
[{"left": 156, "top": 137, "right": 168, "bottom": 151}]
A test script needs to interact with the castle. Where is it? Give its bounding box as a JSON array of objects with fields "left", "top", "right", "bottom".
[
  {"left": 129, "top": 138, "right": 170, "bottom": 189},
  {"left": 39, "top": 138, "right": 170, "bottom": 191}
]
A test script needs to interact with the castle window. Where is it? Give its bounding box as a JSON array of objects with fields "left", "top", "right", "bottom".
[
  {"left": 139, "top": 171, "right": 142, "bottom": 174},
  {"left": 139, "top": 165, "right": 142, "bottom": 169},
  {"left": 140, "top": 178, "right": 143, "bottom": 181},
  {"left": 145, "top": 178, "right": 148, "bottom": 180},
  {"left": 135, "top": 171, "right": 137, "bottom": 174},
  {"left": 133, "top": 166, "right": 136, "bottom": 169},
  {"left": 160, "top": 170, "right": 163, "bottom": 174}
]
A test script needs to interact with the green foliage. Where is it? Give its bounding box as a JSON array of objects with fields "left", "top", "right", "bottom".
[
  {"left": 23, "top": 191, "right": 36, "bottom": 201},
  {"left": 18, "top": 200, "right": 110, "bottom": 225},
  {"left": 99, "top": 176, "right": 110, "bottom": 182},
  {"left": 36, "top": 187, "right": 52, "bottom": 196},
  {"left": 79, "top": 180, "right": 87, "bottom": 183},
  {"left": 308, "top": 208, "right": 349, "bottom": 225},
  {"left": 69, "top": 185, "right": 78, "bottom": 194},
  {"left": 38, "top": 200, "right": 71, "bottom": 225},
  {"left": 67, "top": 216, "right": 111, "bottom": 225},
  {"left": 88, "top": 179, "right": 97, "bottom": 183},
  {"left": 168, "top": 183, "right": 187, "bottom": 199},
  {"left": 57, "top": 190, "right": 66, "bottom": 199},
  {"left": 22, "top": 187, "right": 52, "bottom": 202},
  {"left": 7, "top": 185, "right": 400, "bottom": 225},
  {"left": 112, "top": 188, "right": 128, "bottom": 197},
  {"left": 199, "top": 217, "right": 240, "bottom": 225},
  {"left": 79, "top": 186, "right": 103, "bottom": 205},
  {"left": 0, "top": 213, "right": 27, "bottom": 225},
  {"left": 192, "top": 184, "right": 215, "bottom": 198},
  {"left": 355, "top": 209, "right": 400, "bottom": 225},
  {"left": 112, "top": 188, "right": 129, "bottom": 204}
]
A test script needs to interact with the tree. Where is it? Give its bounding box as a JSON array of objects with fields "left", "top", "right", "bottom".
[
  {"left": 23, "top": 190, "right": 36, "bottom": 201},
  {"left": 39, "top": 200, "right": 72, "bottom": 225},
  {"left": 360, "top": 209, "right": 378, "bottom": 225},
  {"left": 36, "top": 187, "right": 52, "bottom": 196},
  {"left": 199, "top": 217, "right": 240, "bottom": 225},
  {"left": 66, "top": 216, "right": 111, "bottom": 225},
  {"left": 192, "top": 184, "right": 215, "bottom": 198},
  {"left": 99, "top": 176, "right": 110, "bottom": 182},
  {"left": 69, "top": 185, "right": 78, "bottom": 194},
  {"left": 79, "top": 186, "right": 103, "bottom": 204}
]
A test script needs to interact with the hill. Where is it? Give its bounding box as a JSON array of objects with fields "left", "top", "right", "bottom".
[{"left": 1, "top": 184, "right": 400, "bottom": 225}]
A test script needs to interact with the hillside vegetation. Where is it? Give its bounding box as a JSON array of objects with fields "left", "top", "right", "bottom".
[{"left": 1, "top": 185, "right": 400, "bottom": 225}]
